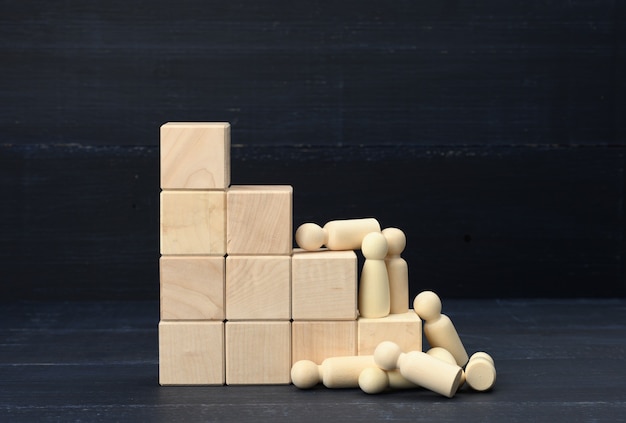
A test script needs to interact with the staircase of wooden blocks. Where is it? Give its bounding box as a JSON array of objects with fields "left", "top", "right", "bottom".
[{"left": 158, "top": 122, "right": 421, "bottom": 385}]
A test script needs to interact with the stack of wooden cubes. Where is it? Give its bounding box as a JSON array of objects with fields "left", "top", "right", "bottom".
[{"left": 158, "top": 122, "right": 421, "bottom": 385}]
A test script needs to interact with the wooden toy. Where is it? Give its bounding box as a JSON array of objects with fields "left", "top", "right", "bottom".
[
  {"left": 225, "top": 321, "right": 291, "bottom": 385},
  {"left": 358, "top": 367, "right": 419, "bottom": 394},
  {"left": 373, "top": 341, "right": 463, "bottom": 398},
  {"left": 160, "top": 122, "right": 230, "bottom": 189},
  {"left": 295, "top": 218, "right": 381, "bottom": 251},
  {"left": 425, "top": 346, "right": 456, "bottom": 365},
  {"left": 156, "top": 122, "right": 496, "bottom": 394},
  {"left": 291, "top": 249, "right": 357, "bottom": 320},
  {"left": 160, "top": 256, "right": 225, "bottom": 320},
  {"left": 358, "top": 232, "right": 390, "bottom": 318},
  {"left": 159, "top": 321, "right": 225, "bottom": 385},
  {"left": 427, "top": 347, "right": 465, "bottom": 386},
  {"left": 291, "top": 356, "right": 376, "bottom": 389},
  {"left": 465, "top": 352, "right": 496, "bottom": 392},
  {"left": 382, "top": 228, "right": 409, "bottom": 314},
  {"left": 160, "top": 190, "right": 226, "bottom": 255},
  {"left": 357, "top": 311, "right": 422, "bottom": 355},
  {"left": 413, "top": 291, "right": 469, "bottom": 366},
  {"left": 227, "top": 185, "right": 292, "bottom": 255},
  {"left": 225, "top": 255, "right": 291, "bottom": 320},
  {"left": 292, "top": 321, "right": 357, "bottom": 365}
]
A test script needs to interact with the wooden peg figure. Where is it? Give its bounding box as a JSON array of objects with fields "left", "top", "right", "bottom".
[
  {"left": 464, "top": 352, "right": 496, "bottom": 392},
  {"left": 358, "top": 367, "right": 418, "bottom": 394},
  {"left": 426, "top": 347, "right": 466, "bottom": 387},
  {"left": 382, "top": 228, "right": 409, "bottom": 314},
  {"left": 413, "top": 291, "right": 469, "bottom": 366},
  {"left": 373, "top": 341, "right": 463, "bottom": 398},
  {"left": 291, "top": 356, "right": 376, "bottom": 389},
  {"left": 358, "top": 232, "right": 390, "bottom": 318},
  {"left": 426, "top": 347, "right": 457, "bottom": 366},
  {"left": 295, "top": 218, "right": 381, "bottom": 251}
]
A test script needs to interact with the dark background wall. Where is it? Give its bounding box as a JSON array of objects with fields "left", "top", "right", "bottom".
[{"left": 1, "top": 0, "right": 624, "bottom": 300}]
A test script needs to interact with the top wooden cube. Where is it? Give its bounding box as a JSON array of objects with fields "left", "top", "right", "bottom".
[{"left": 160, "top": 122, "right": 230, "bottom": 189}]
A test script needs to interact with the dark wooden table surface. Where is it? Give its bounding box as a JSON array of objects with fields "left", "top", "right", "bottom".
[{"left": 1, "top": 299, "right": 625, "bottom": 422}]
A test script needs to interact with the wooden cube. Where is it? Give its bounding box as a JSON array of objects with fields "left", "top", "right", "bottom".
[
  {"left": 292, "top": 321, "right": 357, "bottom": 365},
  {"left": 160, "top": 190, "right": 226, "bottom": 255},
  {"left": 225, "top": 255, "right": 290, "bottom": 320},
  {"left": 225, "top": 321, "right": 291, "bottom": 385},
  {"left": 357, "top": 311, "right": 422, "bottom": 355},
  {"left": 160, "top": 256, "right": 225, "bottom": 320},
  {"left": 159, "top": 321, "right": 224, "bottom": 385},
  {"left": 160, "top": 122, "right": 230, "bottom": 189},
  {"left": 291, "top": 249, "right": 357, "bottom": 320},
  {"left": 227, "top": 185, "right": 292, "bottom": 255}
]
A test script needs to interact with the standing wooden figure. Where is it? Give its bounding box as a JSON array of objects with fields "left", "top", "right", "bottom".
[
  {"left": 358, "top": 232, "right": 390, "bottom": 318},
  {"left": 382, "top": 228, "right": 409, "bottom": 314}
]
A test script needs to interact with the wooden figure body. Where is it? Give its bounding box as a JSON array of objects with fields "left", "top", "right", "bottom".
[
  {"left": 465, "top": 352, "right": 496, "bottom": 392},
  {"left": 358, "top": 367, "right": 419, "bottom": 394},
  {"left": 382, "top": 228, "right": 409, "bottom": 314},
  {"left": 413, "top": 291, "right": 469, "bottom": 366},
  {"left": 373, "top": 341, "right": 463, "bottom": 398},
  {"left": 426, "top": 346, "right": 457, "bottom": 365},
  {"left": 358, "top": 232, "right": 390, "bottom": 318},
  {"left": 295, "top": 218, "right": 381, "bottom": 251},
  {"left": 291, "top": 356, "right": 376, "bottom": 389},
  {"left": 427, "top": 347, "right": 466, "bottom": 387}
]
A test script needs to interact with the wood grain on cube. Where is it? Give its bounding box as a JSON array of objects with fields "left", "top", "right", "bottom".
[
  {"left": 292, "top": 321, "right": 357, "bottom": 365},
  {"left": 225, "top": 321, "right": 291, "bottom": 385},
  {"left": 160, "top": 122, "right": 230, "bottom": 189},
  {"left": 160, "top": 190, "right": 226, "bottom": 255},
  {"left": 160, "top": 256, "right": 225, "bottom": 320},
  {"left": 357, "top": 311, "right": 422, "bottom": 355},
  {"left": 159, "top": 321, "right": 224, "bottom": 385},
  {"left": 227, "top": 185, "right": 292, "bottom": 255},
  {"left": 291, "top": 249, "right": 357, "bottom": 320},
  {"left": 226, "top": 255, "right": 291, "bottom": 320}
]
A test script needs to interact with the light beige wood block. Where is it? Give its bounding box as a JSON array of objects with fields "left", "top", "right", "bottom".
[
  {"left": 357, "top": 311, "right": 422, "bottom": 355},
  {"left": 160, "top": 256, "right": 225, "bottom": 320},
  {"left": 227, "top": 185, "right": 293, "bottom": 255},
  {"left": 291, "top": 249, "right": 358, "bottom": 320},
  {"left": 225, "top": 255, "right": 290, "bottom": 320},
  {"left": 160, "top": 190, "right": 226, "bottom": 255},
  {"left": 159, "top": 321, "right": 224, "bottom": 385},
  {"left": 225, "top": 321, "right": 291, "bottom": 385},
  {"left": 292, "top": 321, "right": 357, "bottom": 365},
  {"left": 160, "top": 122, "right": 230, "bottom": 189}
]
